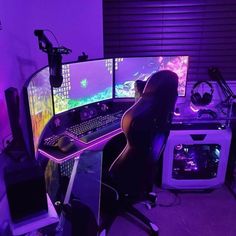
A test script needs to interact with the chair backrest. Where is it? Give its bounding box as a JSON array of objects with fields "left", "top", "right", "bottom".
[{"left": 108, "top": 70, "right": 179, "bottom": 197}]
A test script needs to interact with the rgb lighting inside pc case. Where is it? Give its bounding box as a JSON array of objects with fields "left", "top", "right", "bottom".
[
  {"left": 26, "top": 67, "right": 54, "bottom": 153},
  {"left": 114, "top": 56, "right": 189, "bottom": 98},
  {"left": 53, "top": 59, "right": 113, "bottom": 114}
]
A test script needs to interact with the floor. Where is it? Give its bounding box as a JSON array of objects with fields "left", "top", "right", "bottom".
[
  {"left": 108, "top": 185, "right": 236, "bottom": 236},
  {"left": 1, "top": 153, "right": 236, "bottom": 236}
]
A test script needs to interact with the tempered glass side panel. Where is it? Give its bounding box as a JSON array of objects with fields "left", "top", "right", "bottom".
[
  {"left": 172, "top": 144, "right": 221, "bottom": 180},
  {"left": 27, "top": 67, "right": 53, "bottom": 153},
  {"left": 53, "top": 59, "right": 113, "bottom": 115},
  {"left": 114, "top": 56, "right": 189, "bottom": 98}
]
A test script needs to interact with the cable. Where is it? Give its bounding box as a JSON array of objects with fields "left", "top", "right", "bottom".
[
  {"left": 99, "top": 180, "right": 120, "bottom": 201},
  {"left": 156, "top": 189, "right": 181, "bottom": 207},
  {"left": 43, "top": 29, "right": 60, "bottom": 47},
  {"left": 2, "top": 134, "right": 13, "bottom": 150},
  {"left": 76, "top": 173, "right": 120, "bottom": 201}
]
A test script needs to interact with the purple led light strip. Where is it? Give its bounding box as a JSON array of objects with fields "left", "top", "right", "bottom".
[{"left": 38, "top": 128, "right": 122, "bottom": 164}]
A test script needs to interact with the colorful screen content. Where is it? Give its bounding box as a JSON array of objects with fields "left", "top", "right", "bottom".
[
  {"left": 53, "top": 59, "right": 113, "bottom": 114},
  {"left": 27, "top": 67, "right": 53, "bottom": 153},
  {"left": 114, "top": 56, "right": 189, "bottom": 98}
]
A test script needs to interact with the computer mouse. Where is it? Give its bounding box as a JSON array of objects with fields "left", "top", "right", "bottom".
[
  {"left": 198, "top": 109, "right": 217, "bottom": 119},
  {"left": 57, "top": 136, "right": 75, "bottom": 153}
]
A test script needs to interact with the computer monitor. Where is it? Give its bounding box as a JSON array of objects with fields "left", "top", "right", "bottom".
[
  {"left": 25, "top": 66, "right": 54, "bottom": 154},
  {"left": 53, "top": 59, "right": 113, "bottom": 115},
  {"left": 114, "top": 56, "right": 189, "bottom": 98}
]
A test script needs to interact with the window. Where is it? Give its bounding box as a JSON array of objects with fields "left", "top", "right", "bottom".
[{"left": 103, "top": 0, "right": 236, "bottom": 81}]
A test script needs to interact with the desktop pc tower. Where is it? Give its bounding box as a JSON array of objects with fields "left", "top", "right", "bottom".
[{"left": 162, "top": 128, "right": 232, "bottom": 189}]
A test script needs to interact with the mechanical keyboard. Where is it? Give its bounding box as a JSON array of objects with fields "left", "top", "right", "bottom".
[
  {"left": 65, "top": 111, "right": 123, "bottom": 143},
  {"left": 43, "top": 134, "right": 62, "bottom": 147}
]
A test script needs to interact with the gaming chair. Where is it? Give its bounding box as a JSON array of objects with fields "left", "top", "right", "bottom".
[{"left": 100, "top": 70, "right": 179, "bottom": 236}]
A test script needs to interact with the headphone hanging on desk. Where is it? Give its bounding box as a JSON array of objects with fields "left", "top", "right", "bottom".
[{"left": 191, "top": 80, "right": 214, "bottom": 106}]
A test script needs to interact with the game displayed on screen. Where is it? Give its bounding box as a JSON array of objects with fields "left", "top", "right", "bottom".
[
  {"left": 27, "top": 67, "right": 53, "bottom": 152},
  {"left": 53, "top": 59, "right": 113, "bottom": 114},
  {"left": 114, "top": 56, "right": 189, "bottom": 98}
]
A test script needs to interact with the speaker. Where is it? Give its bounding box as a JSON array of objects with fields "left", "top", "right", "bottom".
[
  {"left": 4, "top": 87, "right": 28, "bottom": 160},
  {"left": 48, "top": 52, "right": 63, "bottom": 87},
  {"left": 5, "top": 88, "right": 21, "bottom": 141},
  {"left": 191, "top": 81, "right": 214, "bottom": 106},
  {"left": 4, "top": 161, "right": 48, "bottom": 222}
]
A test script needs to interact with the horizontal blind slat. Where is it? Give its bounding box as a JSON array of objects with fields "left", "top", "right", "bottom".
[{"left": 103, "top": 0, "right": 236, "bottom": 81}]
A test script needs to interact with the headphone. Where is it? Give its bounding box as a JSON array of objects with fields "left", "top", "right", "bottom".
[{"left": 191, "top": 81, "right": 214, "bottom": 106}]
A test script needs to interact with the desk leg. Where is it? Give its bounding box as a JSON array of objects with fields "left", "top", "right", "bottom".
[{"left": 56, "top": 155, "right": 80, "bottom": 233}]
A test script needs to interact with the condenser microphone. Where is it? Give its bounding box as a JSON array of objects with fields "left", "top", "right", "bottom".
[{"left": 48, "top": 52, "right": 63, "bottom": 88}]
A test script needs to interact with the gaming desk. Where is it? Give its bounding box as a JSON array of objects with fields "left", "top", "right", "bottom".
[{"left": 36, "top": 100, "right": 131, "bottom": 164}]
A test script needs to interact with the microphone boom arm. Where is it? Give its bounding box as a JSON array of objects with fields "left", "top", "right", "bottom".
[{"left": 34, "top": 29, "right": 72, "bottom": 88}]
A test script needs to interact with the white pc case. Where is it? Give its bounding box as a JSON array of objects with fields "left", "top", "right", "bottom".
[{"left": 162, "top": 128, "right": 232, "bottom": 189}]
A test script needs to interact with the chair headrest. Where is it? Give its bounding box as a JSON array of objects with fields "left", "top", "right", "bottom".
[
  {"left": 134, "top": 80, "right": 146, "bottom": 101},
  {"left": 142, "top": 70, "right": 178, "bottom": 99}
]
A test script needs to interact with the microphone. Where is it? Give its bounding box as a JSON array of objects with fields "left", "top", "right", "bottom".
[
  {"left": 34, "top": 29, "right": 71, "bottom": 87},
  {"left": 48, "top": 52, "right": 63, "bottom": 88}
]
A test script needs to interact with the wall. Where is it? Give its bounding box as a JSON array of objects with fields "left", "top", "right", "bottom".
[{"left": 0, "top": 0, "right": 103, "bottom": 152}]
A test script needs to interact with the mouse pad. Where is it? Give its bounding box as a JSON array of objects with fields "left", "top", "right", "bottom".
[{"left": 39, "top": 138, "right": 81, "bottom": 160}]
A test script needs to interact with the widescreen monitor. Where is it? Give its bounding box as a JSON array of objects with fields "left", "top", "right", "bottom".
[
  {"left": 25, "top": 67, "right": 54, "bottom": 153},
  {"left": 53, "top": 59, "right": 113, "bottom": 114},
  {"left": 114, "top": 56, "right": 189, "bottom": 98}
]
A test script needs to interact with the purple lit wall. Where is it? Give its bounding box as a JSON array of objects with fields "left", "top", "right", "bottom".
[{"left": 0, "top": 0, "right": 103, "bottom": 151}]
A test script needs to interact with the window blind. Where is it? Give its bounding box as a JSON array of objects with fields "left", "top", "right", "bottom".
[{"left": 103, "top": 0, "right": 236, "bottom": 81}]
